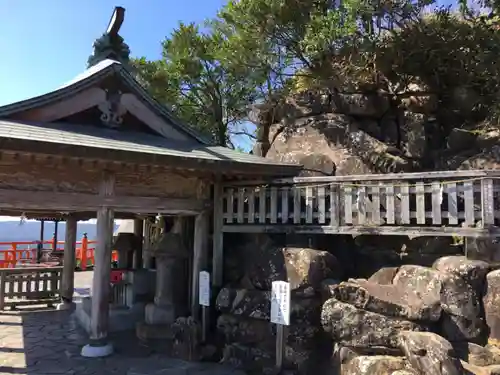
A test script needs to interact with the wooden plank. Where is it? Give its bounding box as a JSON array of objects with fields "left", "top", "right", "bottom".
[
  {"left": 248, "top": 189, "right": 255, "bottom": 224},
  {"left": 61, "top": 216, "right": 77, "bottom": 304},
  {"left": 357, "top": 187, "right": 366, "bottom": 225},
  {"left": 259, "top": 187, "right": 266, "bottom": 224},
  {"left": 293, "top": 187, "right": 301, "bottom": 224},
  {"left": 330, "top": 183, "right": 339, "bottom": 227},
  {"left": 447, "top": 182, "right": 458, "bottom": 225},
  {"left": 0, "top": 188, "right": 208, "bottom": 214},
  {"left": 259, "top": 169, "right": 500, "bottom": 184},
  {"left": 481, "top": 178, "right": 495, "bottom": 225},
  {"left": 226, "top": 188, "right": 234, "bottom": 224},
  {"left": 416, "top": 182, "right": 425, "bottom": 224},
  {"left": 237, "top": 188, "right": 245, "bottom": 224},
  {"left": 222, "top": 224, "right": 500, "bottom": 237},
  {"left": 270, "top": 187, "right": 278, "bottom": 224},
  {"left": 431, "top": 182, "right": 442, "bottom": 225},
  {"left": 306, "top": 186, "right": 314, "bottom": 224},
  {"left": 344, "top": 186, "right": 353, "bottom": 225},
  {"left": 281, "top": 187, "right": 289, "bottom": 224},
  {"left": 371, "top": 185, "right": 381, "bottom": 225},
  {"left": 400, "top": 183, "right": 410, "bottom": 224},
  {"left": 318, "top": 186, "right": 326, "bottom": 224},
  {"left": 385, "top": 185, "right": 395, "bottom": 224},
  {"left": 89, "top": 172, "right": 115, "bottom": 342},
  {"left": 464, "top": 181, "right": 475, "bottom": 226},
  {"left": 212, "top": 180, "right": 224, "bottom": 287}
]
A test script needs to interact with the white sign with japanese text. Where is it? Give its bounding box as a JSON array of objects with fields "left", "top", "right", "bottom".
[
  {"left": 270, "top": 280, "right": 291, "bottom": 326},
  {"left": 199, "top": 271, "right": 211, "bottom": 307}
]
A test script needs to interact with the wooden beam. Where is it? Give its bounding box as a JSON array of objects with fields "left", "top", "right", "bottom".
[
  {"left": 212, "top": 180, "right": 224, "bottom": 287},
  {"left": 60, "top": 216, "right": 77, "bottom": 305},
  {"left": 132, "top": 218, "right": 143, "bottom": 269},
  {"left": 222, "top": 224, "right": 500, "bottom": 238},
  {"left": 191, "top": 211, "right": 209, "bottom": 317},
  {"left": 15, "top": 87, "right": 106, "bottom": 122},
  {"left": 0, "top": 188, "right": 209, "bottom": 214}
]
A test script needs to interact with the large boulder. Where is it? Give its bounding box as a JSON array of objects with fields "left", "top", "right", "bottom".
[
  {"left": 341, "top": 355, "right": 409, "bottom": 375},
  {"left": 392, "top": 265, "right": 443, "bottom": 306},
  {"left": 484, "top": 270, "right": 500, "bottom": 345},
  {"left": 216, "top": 287, "right": 322, "bottom": 325},
  {"left": 398, "top": 331, "right": 465, "bottom": 375},
  {"left": 368, "top": 267, "right": 400, "bottom": 284},
  {"left": 333, "top": 280, "right": 441, "bottom": 322},
  {"left": 243, "top": 245, "right": 340, "bottom": 291},
  {"left": 433, "top": 256, "right": 490, "bottom": 344},
  {"left": 454, "top": 342, "right": 500, "bottom": 367},
  {"left": 321, "top": 298, "right": 425, "bottom": 349},
  {"left": 461, "top": 361, "right": 500, "bottom": 375}
]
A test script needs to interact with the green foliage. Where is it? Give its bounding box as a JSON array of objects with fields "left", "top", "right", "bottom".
[
  {"left": 132, "top": 23, "right": 256, "bottom": 146},
  {"left": 133, "top": 0, "right": 500, "bottom": 150}
]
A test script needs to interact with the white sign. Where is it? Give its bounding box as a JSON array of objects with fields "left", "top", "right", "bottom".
[
  {"left": 199, "top": 271, "right": 211, "bottom": 307},
  {"left": 270, "top": 281, "right": 291, "bottom": 326}
]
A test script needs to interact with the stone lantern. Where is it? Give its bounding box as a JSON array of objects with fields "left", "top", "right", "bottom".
[
  {"left": 144, "top": 231, "right": 188, "bottom": 325},
  {"left": 113, "top": 232, "right": 139, "bottom": 269}
]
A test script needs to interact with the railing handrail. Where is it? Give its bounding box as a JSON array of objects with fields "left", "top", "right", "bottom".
[{"left": 225, "top": 169, "right": 500, "bottom": 186}]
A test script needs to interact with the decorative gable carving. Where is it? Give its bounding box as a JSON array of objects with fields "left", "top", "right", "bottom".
[{"left": 98, "top": 88, "right": 127, "bottom": 128}]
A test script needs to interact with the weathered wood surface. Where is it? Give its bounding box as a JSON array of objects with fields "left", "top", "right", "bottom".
[
  {"left": 0, "top": 266, "right": 63, "bottom": 310},
  {"left": 221, "top": 170, "right": 500, "bottom": 237},
  {"left": 61, "top": 216, "right": 77, "bottom": 303},
  {"left": 90, "top": 172, "right": 115, "bottom": 341}
]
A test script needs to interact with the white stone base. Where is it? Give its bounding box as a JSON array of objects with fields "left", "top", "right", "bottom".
[
  {"left": 56, "top": 301, "right": 75, "bottom": 311},
  {"left": 81, "top": 342, "right": 114, "bottom": 358}
]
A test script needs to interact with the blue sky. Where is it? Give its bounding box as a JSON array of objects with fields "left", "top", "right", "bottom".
[{"left": 0, "top": 0, "right": 227, "bottom": 106}]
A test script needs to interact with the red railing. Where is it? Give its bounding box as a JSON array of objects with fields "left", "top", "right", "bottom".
[{"left": 0, "top": 235, "right": 118, "bottom": 269}]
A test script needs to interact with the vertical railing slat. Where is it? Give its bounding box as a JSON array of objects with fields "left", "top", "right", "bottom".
[
  {"left": 270, "top": 186, "right": 278, "bottom": 224},
  {"left": 386, "top": 185, "right": 395, "bottom": 224},
  {"left": 259, "top": 186, "right": 266, "bottom": 224},
  {"left": 237, "top": 188, "right": 245, "bottom": 224},
  {"left": 371, "top": 185, "right": 381, "bottom": 225},
  {"left": 248, "top": 188, "right": 255, "bottom": 224},
  {"left": 431, "top": 182, "right": 442, "bottom": 225},
  {"left": 416, "top": 182, "right": 425, "bottom": 224},
  {"left": 306, "top": 186, "right": 314, "bottom": 224},
  {"left": 330, "top": 183, "right": 339, "bottom": 227},
  {"left": 447, "top": 182, "right": 458, "bottom": 225},
  {"left": 281, "top": 187, "right": 289, "bottom": 224},
  {"left": 226, "top": 188, "right": 234, "bottom": 224},
  {"left": 318, "top": 186, "right": 326, "bottom": 224},
  {"left": 400, "top": 183, "right": 410, "bottom": 224},
  {"left": 344, "top": 185, "right": 353, "bottom": 225},
  {"left": 293, "top": 186, "right": 301, "bottom": 224},
  {"left": 464, "top": 181, "right": 475, "bottom": 226},
  {"left": 357, "top": 186, "right": 366, "bottom": 225}
]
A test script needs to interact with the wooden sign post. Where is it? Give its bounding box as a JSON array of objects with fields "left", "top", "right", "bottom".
[
  {"left": 199, "top": 270, "right": 211, "bottom": 342},
  {"left": 270, "top": 280, "right": 291, "bottom": 373}
]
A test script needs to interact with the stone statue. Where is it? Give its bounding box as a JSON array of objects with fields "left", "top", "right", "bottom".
[{"left": 87, "top": 6, "right": 131, "bottom": 68}]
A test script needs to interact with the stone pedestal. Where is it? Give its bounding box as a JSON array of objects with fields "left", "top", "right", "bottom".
[{"left": 137, "top": 229, "right": 188, "bottom": 340}]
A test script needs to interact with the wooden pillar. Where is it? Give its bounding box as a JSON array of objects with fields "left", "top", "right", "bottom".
[
  {"left": 53, "top": 220, "right": 59, "bottom": 252},
  {"left": 39, "top": 220, "right": 45, "bottom": 242},
  {"left": 57, "top": 216, "right": 77, "bottom": 310},
  {"left": 191, "top": 211, "right": 209, "bottom": 317},
  {"left": 133, "top": 218, "right": 143, "bottom": 269},
  {"left": 212, "top": 179, "right": 224, "bottom": 287},
  {"left": 81, "top": 172, "right": 115, "bottom": 358}
]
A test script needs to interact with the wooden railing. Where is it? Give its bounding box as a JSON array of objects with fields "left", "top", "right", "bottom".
[
  {"left": 221, "top": 170, "right": 500, "bottom": 237},
  {"left": 0, "top": 236, "right": 118, "bottom": 269},
  {"left": 0, "top": 266, "right": 63, "bottom": 310}
]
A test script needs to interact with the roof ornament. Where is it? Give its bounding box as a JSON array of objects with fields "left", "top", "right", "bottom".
[
  {"left": 87, "top": 6, "right": 130, "bottom": 68},
  {"left": 98, "top": 89, "right": 127, "bottom": 128}
]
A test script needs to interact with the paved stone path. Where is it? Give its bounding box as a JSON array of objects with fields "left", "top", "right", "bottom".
[{"left": 0, "top": 271, "right": 245, "bottom": 375}]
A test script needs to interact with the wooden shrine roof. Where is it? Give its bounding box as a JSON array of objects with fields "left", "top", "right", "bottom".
[{"left": 0, "top": 119, "right": 301, "bottom": 176}]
